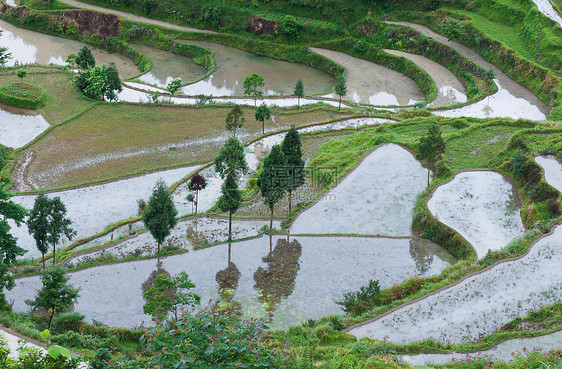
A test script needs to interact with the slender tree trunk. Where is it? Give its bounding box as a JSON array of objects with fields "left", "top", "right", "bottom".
[
  {"left": 158, "top": 241, "right": 161, "bottom": 254},
  {"left": 427, "top": 167, "right": 430, "bottom": 187},
  {"left": 338, "top": 96, "right": 342, "bottom": 111},
  {"left": 228, "top": 210, "right": 232, "bottom": 241},
  {"left": 269, "top": 234, "right": 272, "bottom": 252},
  {"left": 228, "top": 242, "right": 232, "bottom": 264},
  {"left": 42, "top": 252, "right": 45, "bottom": 270},
  {"left": 48, "top": 310, "right": 55, "bottom": 330},
  {"left": 270, "top": 207, "right": 274, "bottom": 233},
  {"left": 195, "top": 190, "right": 199, "bottom": 214},
  {"left": 52, "top": 243, "right": 56, "bottom": 265},
  {"left": 297, "top": 96, "right": 300, "bottom": 110},
  {"left": 262, "top": 120, "right": 265, "bottom": 134},
  {"left": 288, "top": 190, "right": 292, "bottom": 216}
]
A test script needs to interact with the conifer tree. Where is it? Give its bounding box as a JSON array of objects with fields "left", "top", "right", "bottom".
[
  {"left": 294, "top": 79, "right": 304, "bottom": 110},
  {"left": 143, "top": 179, "right": 178, "bottom": 254},
  {"left": 281, "top": 127, "right": 305, "bottom": 215},
  {"left": 416, "top": 122, "right": 445, "bottom": 186},
  {"left": 258, "top": 145, "right": 289, "bottom": 232}
]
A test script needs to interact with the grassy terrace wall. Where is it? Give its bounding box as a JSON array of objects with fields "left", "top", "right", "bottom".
[{"left": 394, "top": 10, "right": 562, "bottom": 117}]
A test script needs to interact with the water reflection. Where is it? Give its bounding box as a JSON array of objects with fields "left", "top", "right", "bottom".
[
  {"left": 133, "top": 43, "right": 207, "bottom": 88},
  {"left": 180, "top": 40, "right": 335, "bottom": 96},
  {"left": 253, "top": 237, "right": 302, "bottom": 314},
  {"left": 7, "top": 235, "right": 455, "bottom": 329},
  {"left": 0, "top": 20, "right": 139, "bottom": 78},
  {"left": 215, "top": 242, "right": 242, "bottom": 316},
  {"left": 409, "top": 238, "right": 434, "bottom": 275}
]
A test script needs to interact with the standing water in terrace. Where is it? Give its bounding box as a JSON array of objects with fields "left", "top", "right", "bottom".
[
  {"left": 427, "top": 171, "right": 525, "bottom": 259},
  {"left": 0, "top": 20, "right": 139, "bottom": 78},
  {"left": 310, "top": 48, "right": 425, "bottom": 105},
  {"left": 0, "top": 103, "right": 50, "bottom": 148},
  {"left": 290, "top": 144, "right": 430, "bottom": 236},
  {"left": 179, "top": 40, "right": 335, "bottom": 96},
  {"left": 132, "top": 44, "right": 207, "bottom": 88},
  {"left": 7, "top": 235, "right": 454, "bottom": 328}
]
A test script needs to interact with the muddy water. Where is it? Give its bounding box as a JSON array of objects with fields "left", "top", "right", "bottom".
[
  {"left": 427, "top": 171, "right": 525, "bottom": 259},
  {"left": 310, "top": 48, "right": 425, "bottom": 106},
  {"left": 348, "top": 224, "right": 562, "bottom": 344},
  {"left": 0, "top": 20, "right": 139, "bottom": 78},
  {"left": 0, "top": 103, "right": 50, "bottom": 148},
  {"left": 386, "top": 21, "right": 549, "bottom": 117},
  {"left": 178, "top": 40, "right": 335, "bottom": 96},
  {"left": 7, "top": 235, "right": 454, "bottom": 328},
  {"left": 290, "top": 144, "right": 430, "bottom": 236},
  {"left": 402, "top": 330, "right": 562, "bottom": 365},
  {"left": 132, "top": 44, "right": 207, "bottom": 88},
  {"left": 383, "top": 49, "right": 467, "bottom": 107}
]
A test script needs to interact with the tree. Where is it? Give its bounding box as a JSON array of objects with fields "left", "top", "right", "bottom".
[
  {"left": 188, "top": 173, "right": 207, "bottom": 214},
  {"left": 258, "top": 145, "right": 289, "bottom": 232},
  {"left": 216, "top": 173, "right": 242, "bottom": 242},
  {"left": 214, "top": 137, "right": 248, "bottom": 180},
  {"left": 215, "top": 137, "right": 248, "bottom": 241},
  {"left": 0, "top": 185, "right": 27, "bottom": 264},
  {"left": 334, "top": 75, "right": 347, "bottom": 111},
  {"left": 0, "top": 186, "right": 26, "bottom": 311},
  {"left": 26, "top": 193, "right": 51, "bottom": 269},
  {"left": 254, "top": 102, "right": 271, "bottom": 134},
  {"left": 293, "top": 79, "right": 304, "bottom": 110},
  {"left": 167, "top": 77, "right": 182, "bottom": 96},
  {"left": 75, "top": 45, "right": 96, "bottom": 70},
  {"left": 225, "top": 105, "right": 245, "bottom": 137},
  {"left": 416, "top": 122, "right": 445, "bottom": 186},
  {"left": 74, "top": 63, "right": 122, "bottom": 101},
  {"left": 16, "top": 69, "right": 26, "bottom": 84},
  {"left": 143, "top": 272, "right": 200, "bottom": 322},
  {"left": 279, "top": 15, "right": 302, "bottom": 40},
  {"left": 142, "top": 179, "right": 178, "bottom": 254},
  {"left": 25, "top": 266, "right": 80, "bottom": 329},
  {"left": 0, "top": 31, "right": 11, "bottom": 66},
  {"left": 46, "top": 197, "right": 75, "bottom": 265},
  {"left": 281, "top": 126, "right": 305, "bottom": 215},
  {"left": 243, "top": 73, "right": 265, "bottom": 106}
]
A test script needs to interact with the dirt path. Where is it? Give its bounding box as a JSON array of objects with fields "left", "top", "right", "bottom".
[
  {"left": 59, "top": 0, "right": 216, "bottom": 34},
  {"left": 385, "top": 21, "right": 549, "bottom": 114}
]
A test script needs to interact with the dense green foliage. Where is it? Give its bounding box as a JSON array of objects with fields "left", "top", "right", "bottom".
[
  {"left": 74, "top": 63, "right": 122, "bottom": 101},
  {"left": 142, "top": 179, "right": 178, "bottom": 252},
  {"left": 281, "top": 127, "right": 306, "bottom": 215},
  {"left": 255, "top": 102, "right": 271, "bottom": 134},
  {"left": 225, "top": 105, "right": 245, "bottom": 136},
  {"left": 75, "top": 45, "right": 96, "bottom": 70},
  {"left": 258, "top": 145, "right": 289, "bottom": 230},
  {"left": 25, "top": 266, "right": 80, "bottom": 329},
  {"left": 0, "top": 82, "right": 47, "bottom": 109},
  {"left": 142, "top": 272, "right": 200, "bottom": 322}
]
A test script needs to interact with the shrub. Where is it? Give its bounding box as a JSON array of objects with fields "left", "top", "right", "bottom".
[
  {"left": 336, "top": 279, "right": 380, "bottom": 314},
  {"left": 51, "top": 312, "right": 85, "bottom": 335},
  {"left": 279, "top": 15, "right": 302, "bottom": 40}
]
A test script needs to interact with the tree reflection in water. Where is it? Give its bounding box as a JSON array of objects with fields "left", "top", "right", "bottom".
[
  {"left": 409, "top": 238, "right": 434, "bottom": 275},
  {"left": 253, "top": 237, "right": 302, "bottom": 314},
  {"left": 215, "top": 242, "right": 242, "bottom": 316}
]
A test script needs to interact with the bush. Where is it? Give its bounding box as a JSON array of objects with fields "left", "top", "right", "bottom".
[
  {"left": 279, "top": 15, "right": 302, "bottom": 40},
  {"left": 336, "top": 279, "right": 380, "bottom": 314},
  {"left": 51, "top": 312, "right": 85, "bottom": 335}
]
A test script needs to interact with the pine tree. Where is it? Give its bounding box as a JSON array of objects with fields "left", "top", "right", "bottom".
[
  {"left": 27, "top": 193, "right": 51, "bottom": 269},
  {"left": 281, "top": 127, "right": 305, "bottom": 215},
  {"left": 143, "top": 179, "right": 178, "bottom": 254},
  {"left": 75, "top": 45, "right": 96, "bottom": 70},
  {"left": 258, "top": 145, "right": 289, "bottom": 232},
  {"left": 216, "top": 172, "right": 242, "bottom": 241}
]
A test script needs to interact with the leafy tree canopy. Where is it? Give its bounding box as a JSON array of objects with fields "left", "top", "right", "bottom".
[
  {"left": 143, "top": 272, "right": 200, "bottom": 322},
  {"left": 0, "top": 185, "right": 27, "bottom": 264},
  {"left": 214, "top": 137, "right": 248, "bottom": 179},
  {"left": 75, "top": 45, "right": 96, "bottom": 70},
  {"left": 142, "top": 179, "right": 178, "bottom": 250},
  {"left": 225, "top": 105, "right": 245, "bottom": 135}
]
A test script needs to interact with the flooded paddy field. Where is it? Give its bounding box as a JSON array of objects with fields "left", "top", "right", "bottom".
[
  {"left": 383, "top": 49, "right": 467, "bottom": 107},
  {"left": 348, "top": 223, "right": 562, "bottom": 345},
  {"left": 7, "top": 235, "right": 454, "bottom": 329},
  {"left": 178, "top": 40, "right": 336, "bottom": 96},
  {"left": 10, "top": 166, "right": 193, "bottom": 259},
  {"left": 427, "top": 171, "right": 525, "bottom": 259},
  {"left": 535, "top": 156, "right": 562, "bottom": 192},
  {"left": 290, "top": 144, "right": 429, "bottom": 236},
  {"left": 132, "top": 43, "right": 207, "bottom": 88},
  {"left": 310, "top": 48, "right": 425, "bottom": 106},
  {"left": 0, "top": 20, "right": 139, "bottom": 78},
  {"left": 402, "top": 330, "right": 562, "bottom": 365},
  {"left": 0, "top": 104, "right": 50, "bottom": 148}
]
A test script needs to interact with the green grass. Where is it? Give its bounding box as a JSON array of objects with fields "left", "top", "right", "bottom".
[
  {"left": 444, "top": 124, "right": 527, "bottom": 172},
  {"left": 0, "top": 67, "right": 93, "bottom": 123},
  {"left": 451, "top": 9, "right": 534, "bottom": 60}
]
